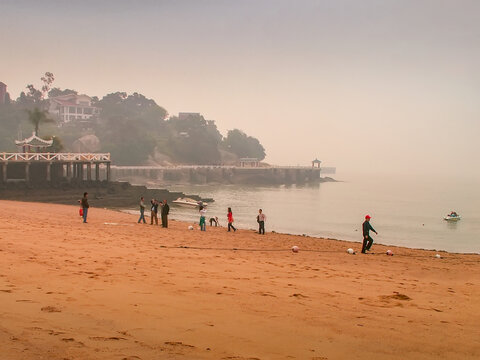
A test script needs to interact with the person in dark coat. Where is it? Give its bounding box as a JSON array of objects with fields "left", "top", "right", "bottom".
[
  {"left": 361, "top": 215, "right": 378, "bottom": 253},
  {"left": 138, "top": 197, "right": 146, "bottom": 224},
  {"left": 81, "top": 192, "right": 89, "bottom": 223},
  {"left": 161, "top": 199, "right": 169, "bottom": 228}
]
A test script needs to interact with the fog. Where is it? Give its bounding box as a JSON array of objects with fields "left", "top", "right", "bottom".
[{"left": 1, "top": 0, "right": 479, "bottom": 179}]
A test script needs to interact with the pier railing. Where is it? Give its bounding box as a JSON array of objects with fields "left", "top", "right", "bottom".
[{"left": 0, "top": 153, "right": 111, "bottom": 162}]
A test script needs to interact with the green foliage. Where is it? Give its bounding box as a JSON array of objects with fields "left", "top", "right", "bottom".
[
  {"left": 0, "top": 81, "right": 267, "bottom": 165},
  {"left": 0, "top": 102, "right": 23, "bottom": 151},
  {"left": 165, "top": 114, "right": 222, "bottom": 164},
  {"left": 48, "top": 88, "right": 78, "bottom": 98},
  {"left": 26, "top": 107, "right": 55, "bottom": 136},
  {"left": 42, "top": 135, "right": 64, "bottom": 153},
  {"left": 223, "top": 129, "right": 266, "bottom": 160}
]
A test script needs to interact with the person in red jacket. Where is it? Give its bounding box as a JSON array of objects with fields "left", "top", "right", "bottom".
[{"left": 227, "top": 207, "right": 237, "bottom": 232}]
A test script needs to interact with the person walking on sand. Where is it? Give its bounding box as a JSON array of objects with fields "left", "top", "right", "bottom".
[
  {"left": 257, "top": 209, "right": 266, "bottom": 235},
  {"left": 361, "top": 215, "right": 378, "bottom": 254},
  {"left": 150, "top": 199, "right": 159, "bottom": 225},
  {"left": 227, "top": 207, "right": 237, "bottom": 232},
  {"left": 81, "top": 192, "right": 89, "bottom": 223},
  {"left": 161, "top": 199, "right": 169, "bottom": 228},
  {"left": 138, "top": 197, "right": 146, "bottom": 224},
  {"left": 199, "top": 205, "right": 207, "bottom": 231}
]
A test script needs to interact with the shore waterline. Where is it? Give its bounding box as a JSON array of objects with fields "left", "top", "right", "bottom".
[{"left": 132, "top": 174, "right": 480, "bottom": 254}]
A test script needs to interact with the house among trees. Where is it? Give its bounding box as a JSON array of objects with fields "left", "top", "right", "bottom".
[{"left": 48, "top": 94, "right": 99, "bottom": 124}]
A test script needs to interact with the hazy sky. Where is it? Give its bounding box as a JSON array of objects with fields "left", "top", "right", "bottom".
[{"left": 1, "top": 0, "right": 479, "bottom": 178}]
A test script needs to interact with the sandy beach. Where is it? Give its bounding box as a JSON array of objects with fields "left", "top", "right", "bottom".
[{"left": 0, "top": 200, "right": 479, "bottom": 360}]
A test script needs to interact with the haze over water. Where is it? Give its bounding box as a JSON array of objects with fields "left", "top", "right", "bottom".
[{"left": 160, "top": 173, "right": 480, "bottom": 254}]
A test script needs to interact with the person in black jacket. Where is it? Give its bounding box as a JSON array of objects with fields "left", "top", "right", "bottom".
[
  {"left": 161, "top": 199, "right": 169, "bottom": 228},
  {"left": 361, "top": 215, "right": 378, "bottom": 253},
  {"left": 80, "top": 192, "right": 89, "bottom": 223}
]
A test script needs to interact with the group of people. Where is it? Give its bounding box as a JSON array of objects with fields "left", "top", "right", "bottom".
[
  {"left": 138, "top": 197, "right": 170, "bottom": 228},
  {"left": 80, "top": 192, "right": 379, "bottom": 253},
  {"left": 200, "top": 206, "right": 267, "bottom": 235}
]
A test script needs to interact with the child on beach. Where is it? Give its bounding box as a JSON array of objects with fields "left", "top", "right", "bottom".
[
  {"left": 199, "top": 206, "right": 207, "bottom": 231},
  {"left": 227, "top": 207, "right": 236, "bottom": 232},
  {"left": 257, "top": 209, "right": 266, "bottom": 235}
]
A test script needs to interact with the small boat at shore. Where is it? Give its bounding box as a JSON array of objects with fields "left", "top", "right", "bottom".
[
  {"left": 444, "top": 212, "right": 461, "bottom": 221},
  {"left": 172, "top": 197, "right": 207, "bottom": 208}
]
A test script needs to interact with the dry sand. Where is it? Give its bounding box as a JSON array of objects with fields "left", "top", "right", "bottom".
[{"left": 0, "top": 200, "right": 479, "bottom": 360}]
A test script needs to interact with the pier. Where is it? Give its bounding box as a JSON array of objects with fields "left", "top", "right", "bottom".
[
  {"left": 111, "top": 165, "right": 335, "bottom": 185},
  {"left": 0, "top": 153, "right": 111, "bottom": 183}
]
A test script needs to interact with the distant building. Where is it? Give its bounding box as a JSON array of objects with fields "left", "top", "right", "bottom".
[
  {"left": 239, "top": 158, "right": 260, "bottom": 168},
  {"left": 178, "top": 112, "right": 201, "bottom": 120},
  {"left": 0, "top": 82, "right": 7, "bottom": 104},
  {"left": 48, "top": 94, "right": 99, "bottom": 124}
]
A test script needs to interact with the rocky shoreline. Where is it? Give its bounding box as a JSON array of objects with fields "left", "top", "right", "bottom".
[{"left": 0, "top": 180, "right": 212, "bottom": 209}]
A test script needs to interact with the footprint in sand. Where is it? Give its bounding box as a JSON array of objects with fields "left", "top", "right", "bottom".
[
  {"left": 290, "top": 293, "right": 309, "bottom": 299},
  {"left": 41, "top": 306, "right": 61, "bottom": 313},
  {"left": 89, "top": 336, "right": 127, "bottom": 341}
]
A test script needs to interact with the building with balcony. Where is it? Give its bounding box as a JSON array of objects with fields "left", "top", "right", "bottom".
[{"left": 48, "top": 94, "right": 100, "bottom": 124}]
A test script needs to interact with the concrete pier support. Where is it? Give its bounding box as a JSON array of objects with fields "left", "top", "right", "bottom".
[
  {"left": 87, "top": 163, "right": 92, "bottom": 181},
  {"left": 25, "top": 163, "right": 30, "bottom": 182},
  {"left": 95, "top": 163, "right": 100, "bottom": 181},
  {"left": 66, "top": 162, "right": 72, "bottom": 180},
  {"left": 46, "top": 162, "right": 52, "bottom": 181},
  {"left": 106, "top": 163, "right": 111, "bottom": 182},
  {"left": 2, "top": 163, "right": 7, "bottom": 182}
]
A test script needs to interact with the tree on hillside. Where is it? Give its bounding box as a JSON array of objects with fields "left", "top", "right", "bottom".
[
  {"left": 17, "top": 72, "right": 55, "bottom": 107},
  {"left": 94, "top": 92, "right": 168, "bottom": 164},
  {"left": 223, "top": 129, "right": 266, "bottom": 160},
  {"left": 165, "top": 114, "right": 223, "bottom": 164},
  {"left": 26, "top": 108, "right": 55, "bottom": 136},
  {"left": 48, "top": 87, "right": 78, "bottom": 98}
]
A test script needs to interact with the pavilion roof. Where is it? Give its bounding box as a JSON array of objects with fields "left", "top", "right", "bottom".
[{"left": 15, "top": 132, "right": 53, "bottom": 147}]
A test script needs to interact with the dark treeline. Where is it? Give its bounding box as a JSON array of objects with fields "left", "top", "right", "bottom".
[{"left": 0, "top": 76, "right": 266, "bottom": 165}]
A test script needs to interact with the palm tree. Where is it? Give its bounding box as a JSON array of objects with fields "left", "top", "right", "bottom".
[{"left": 26, "top": 107, "right": 55, "bottom": 136}]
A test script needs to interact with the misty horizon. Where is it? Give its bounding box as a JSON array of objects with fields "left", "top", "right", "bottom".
[{"left": 1, "top": 0, "right": 479, "bottom": 179}]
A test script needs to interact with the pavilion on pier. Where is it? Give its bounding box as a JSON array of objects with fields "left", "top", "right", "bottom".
[{"left": 1, "top": 135, "right": 111, "bottom": 183}]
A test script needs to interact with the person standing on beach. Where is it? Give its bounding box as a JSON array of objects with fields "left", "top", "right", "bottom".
[
  {"left": 227, "top": 207, "right": 237, "bottom": 232},
  {"left": 81, "top": 192, "right": 89, "bottom": 223},
  {"left": 150, "top": 199, "right": 159, "bottom": 225},
  {"left": 199, "top": 205, "right": 207, "bottom": 231},
  {"left": 257, "top": 209, "right": 266, "bottom": 235},
  {"left": 138, "top": 197, "right": 146, "bottom": 224},
  {"left": 161, "top": 199, "right": 169, "bottom": 228},
  {"left": 361, "top": 215, "right": 378, "bottom": 253}
]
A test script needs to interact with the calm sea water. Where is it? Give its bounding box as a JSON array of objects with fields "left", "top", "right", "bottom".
[{"left": 136, "top": 174, "right": 480, "bottom": 254}]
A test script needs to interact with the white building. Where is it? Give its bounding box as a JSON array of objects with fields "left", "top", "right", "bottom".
[{"left": 48, "top": 94, "right": 99, "bottom": 124}]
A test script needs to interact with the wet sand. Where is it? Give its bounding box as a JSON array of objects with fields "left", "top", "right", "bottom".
[{"left": 0, "top": 200, "right": 479, "bottom": 359}]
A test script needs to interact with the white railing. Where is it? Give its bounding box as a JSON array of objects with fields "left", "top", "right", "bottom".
[
  {"left": 0, "top": 153, "right": 111, "bottom": 162},
  {"left": 111, "top": 165, "right": 323, "bottom": 170}
]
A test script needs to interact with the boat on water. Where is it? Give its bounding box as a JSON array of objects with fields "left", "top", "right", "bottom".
[
  {"left": 172, "top": 197, "right": 207, "bottom": 208},
  {"left": 444, "top": 212, "right": 461, "bottom": 221}
]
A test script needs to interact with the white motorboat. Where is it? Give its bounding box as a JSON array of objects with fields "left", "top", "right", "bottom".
[
  {"left": 172, "top": 197, "right": 207, "bottom": 208},
  {"left": 444, "top": 212, "right": 461, "bottom": 221}
]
